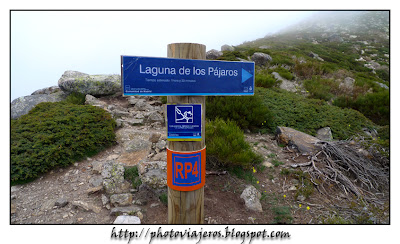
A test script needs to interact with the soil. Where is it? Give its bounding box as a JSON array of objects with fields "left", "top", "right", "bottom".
[{"left": 10, "top": 94, "right": 389, "bottom": 225}]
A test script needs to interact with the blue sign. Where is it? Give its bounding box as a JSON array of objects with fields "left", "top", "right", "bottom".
[
  {"left": 121, "top": 56, "right": 255, "bottom": 96},
  {"left": 167, "top": 104, "right": 202, "bottom": 141}
]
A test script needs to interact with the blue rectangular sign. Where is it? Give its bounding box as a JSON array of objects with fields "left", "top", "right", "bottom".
[
  {"left": 121, "top": 56, "right": 255, "bottom": 96},
  {"left": 167, "top": 104, "right": 202, "bottom": 141}
]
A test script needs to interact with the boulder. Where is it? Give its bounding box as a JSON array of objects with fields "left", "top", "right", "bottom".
[
  {"left": 31, "top": 86, "right": 61, "bottom": 95},
  {"left": 276, "top": 127, "right": 321, "bottom": 153},
  {"left": 102, "top": 161, "right": 131, "bottom": 195},
  {"left": 339, "top": 77, "right": 355, "bottom": 92},
  {"left": 58, "top": 70, "right": 121, "bottom": 96},
  {"left": 110, "top": 193, "right": 133, "bottom": 207},
  {"left": 113, "top": 216, "right": 141, "bottom": 224},
  {"left": 138, "top": 161, "right": 167, "bottom": 193},
  {"left": 11, "top": 92, "right": 67, "bottom": 119},
  {"left": 240, "top": 185, "right": 263, "bottom": 212},
  {"left": 72, "top": 201, "right": 101, "bottom": 213},
  {"left": 134, "top": 99, "right": 153, "bottom": 111},
  {"left": 251, "top": 52, "right": 272, "bottom": 66},
  {"left": 206, "top": 49, "right": 223, "bottom": 60},
  {"left": 110, "top": 206, "right": 142, "bottom": 216},
  {"left": 124, "top": 139, "right": 152, "bottom": 153},
  {"left": 147, "top": 111, "right": 164, "bottom": 123},
  {"left": 221, "top": 44, "right": 234, "bottom": 52},
  {"left": 85, "top": 94, "right": 107, "bottom": 109},
  {"left": 316, "top": 127, "right": 333, "bottom": 141}
]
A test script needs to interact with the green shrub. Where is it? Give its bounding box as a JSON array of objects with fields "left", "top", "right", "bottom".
[
  {"left": 275, "top": 67, "right": 295, "bottom": 81},
  {"left": 257, "top": 87, "right": 376, "bottom": 140},
  {"left": 124, "top": 166, "right": 142, "bottom": 189},
  {"left": 205, "top": 118, "right": 263, "bottom": 169},
  {"left": 11, "top": 102, "right": 116, "bottom": 183},
  {"left": 304, "top": 76, "right": 339, "bottom": 101},
  {"left": 255, "top": 71, "right": 278, "bottom": 88},
  {"left": 63, "top": 91, "right": 86, "bottom": 105},
  {"left": 334, "top": 90, "right": 389, "bottom": 126},
  {"left": 217, "top": 51, "right": 248, "bottom": 61},
  {"left": 206, "top": 95, "right": 273, "bottom": 131},
  {"left": 159, "top": 193, "right": 168, "bottom": 206}
]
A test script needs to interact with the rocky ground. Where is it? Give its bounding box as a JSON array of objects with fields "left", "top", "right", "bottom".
[{"left": 10, "top": 92, "right": 389, "bottom": 225}]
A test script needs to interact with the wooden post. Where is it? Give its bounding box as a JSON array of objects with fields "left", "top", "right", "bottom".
[{"left": 167, "top": 43, "right": 206, "bottom": 224}]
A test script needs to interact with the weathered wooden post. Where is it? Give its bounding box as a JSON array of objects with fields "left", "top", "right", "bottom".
[
  {"left": 121, "top": 44, "right": 254, "bottom": 225},
  {"left": 166, "top": 43, "right": 206, "bottom": 224}
]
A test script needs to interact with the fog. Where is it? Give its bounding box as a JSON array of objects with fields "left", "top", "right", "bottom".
[{"left": 11, "top": 11, "right": 315, "bottom": 101}]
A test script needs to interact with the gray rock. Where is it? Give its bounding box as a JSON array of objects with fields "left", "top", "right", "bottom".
[
  {"left": 125, "top": 139, "right": 152, "bottom": 153},
  {"left": 31, "top": 86, "right": 61, "bottom": 95},
  {"left": 147, "top": 111, "right": 164, "bottom": 123},
  {"left": 85, "top": 94, "right": 107, "bottom": 108},
  {"left": 58, "top": 70, "right": 121, "bottom": 96},
  {"left": 72, "top": 200, "right": 101, "bottom": 213},
  {"left": 259, "top": 45, "right": 270, "bottom": 49},
  {"left": 339, "top": 77, "right": 355, "bottom": 92},
  {"left": 152, "top": 152, "right": 167, "bottom": 161},
  {"left": 135, "top": 99, "right": 153, "bottom": 111},
  {"left": 240, "top": 185, "right": 263, "bottom": 212},
  {"left": 110, "top": 193, "right": 133, "bottom": 207},
  {"left": 149, "top": 132, "right": 162, "bottom": 143},
  {"left": 110, "top": 206, "right": 142, "bottom": 216},
  {"left": 316, "top": 127, "right": 333, "bottom": 141},
  {"left": 112, "top": 109, "right": 131, "bottom": 118},
  {"left": 11, "top": 92, "right": 67, "bottom": 119},
  {"left": 54, "top": 198, "right": 69, "bottom": 208},
  {"left": 102, "top": 161, "right": 132, "bottom": 194},
  {"left": 138, "top": 161, "right": 167, "bottom": 191},
  {"left": 221, "top": 44, "right": 234, "bottom": 52},
  {"left": 375, "top": 81, "right": 389, "bottom": 89},
  {"left": 126, "top": 118, "right": 144, "bottom": 126},
  {"left": 156, "top": 140, "right": 167, "bottom": 150},
  {"left": 272, "top": 72, "right": 297, "bottom": 92},
  {"left": 113, "top": 216, "right": 141, "bottom": 224},
  {"left": 251, "top": 52, "right": 272, "bottom": 66},
  {"left": 91, "top": 161, "right": 104, "bottom": 174},
  {"left": 101, "top": 194, "right": 110, "bottom": 206},
  {"left": 206, "top": 49, "right": 223, "bottom": 60},
  {"left": 89, "top": 175, "right": 103, "bottom": 187},
  {"left": 87, "top": 185, "right": 103, "bottom": 194}
]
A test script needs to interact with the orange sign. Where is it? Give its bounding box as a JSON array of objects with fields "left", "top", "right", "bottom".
[{"left": 167, "top": 147, "right": 206, "bottom": 191}]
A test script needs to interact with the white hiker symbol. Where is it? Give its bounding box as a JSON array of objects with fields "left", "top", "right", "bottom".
[{"left": 175, "top": 106, "right": 193, "bottom": 123}]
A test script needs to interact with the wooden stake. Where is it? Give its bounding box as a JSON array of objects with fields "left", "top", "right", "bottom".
[{"left": 167, "top": 43, "right": 206, "bottom": 224}]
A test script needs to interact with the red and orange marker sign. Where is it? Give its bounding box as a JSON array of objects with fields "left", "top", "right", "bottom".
[{"left": 167, "top": 147, "right": 206, "bottom": 191}]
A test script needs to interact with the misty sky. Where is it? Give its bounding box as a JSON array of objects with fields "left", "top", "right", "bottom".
[{"left": 11, "top": 11, "right": 315, "bottom": 101}]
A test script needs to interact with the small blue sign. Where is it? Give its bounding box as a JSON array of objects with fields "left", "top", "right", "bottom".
[
  {"left": 121, "top": 56, "right": 255, "bottom": 96},
  {"left": 167, "top": 104, "right": 202, "bottom": 141},
  {"left": 171, "top": 151, "right": 202, "bottom": 187}
]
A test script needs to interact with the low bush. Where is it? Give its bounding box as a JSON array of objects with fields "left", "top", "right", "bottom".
[
  {"left": 275, "top": 67, "right": 295, "bottom": 81},
  {"left": 205, "top": 118, "right": 263, "bottom": 169},
  {"left": 63, "top": 91, "right": 86, "bottom": 105},
  {"left": 206, "top": 95, "right": 273, "bottom": 131},
  {"left": 256, "top": 87, "right": 376, "bottom": 140},
  {"left": 304, "top": 76, "right": 339, "bottom": 101},
  {"left": 11, "top": 102, "right": 116, "bottom": 183},
  {"left": 255, "top": 71, "right": 278, "bottom": 88},
  {"left": 334, "top": 90, "right": 389, "bottom": 126}
]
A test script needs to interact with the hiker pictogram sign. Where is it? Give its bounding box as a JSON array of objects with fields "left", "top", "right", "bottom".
[{"left": 166, "top": 104, "right": 202, "bottom": 141}]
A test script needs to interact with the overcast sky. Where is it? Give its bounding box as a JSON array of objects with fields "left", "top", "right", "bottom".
[{"left": 10, "top": 10, "right": 315, "bottom": 101}]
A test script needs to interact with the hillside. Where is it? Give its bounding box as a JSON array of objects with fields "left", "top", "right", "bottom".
[{"left": 227, "top": 11, "right": 389, "bottom": 127}]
